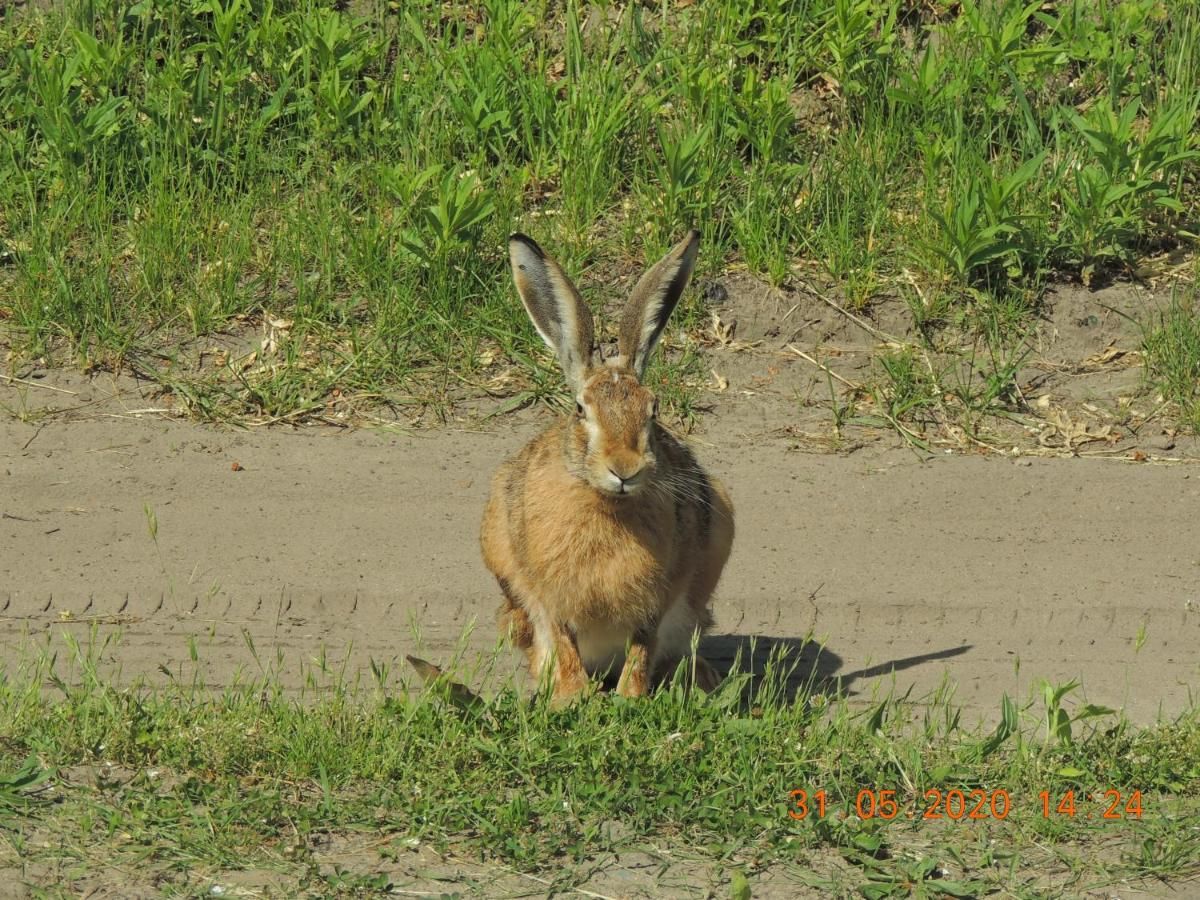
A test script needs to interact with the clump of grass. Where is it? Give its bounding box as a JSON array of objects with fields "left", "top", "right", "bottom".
[
  {"left": 0, "top": 631, "right": 1198, "bottom": 894},
  {"left": 0, "top": 0, "right": 1197, "bottom": 427}
]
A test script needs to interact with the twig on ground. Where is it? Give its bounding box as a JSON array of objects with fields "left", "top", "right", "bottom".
[
  {"left": 0, "top": 373, "right": 78, "bottom": 395},
  {"left": 498, "top": 866, "right": 620, "bottom": 900},
  {"left": 786, "top": 345, "right": 861, "bottom": 390},
  {"left": 245, "top": 406, "right": 325, "bottom": 426},
  {"left": 794, "top": 280, "right": 901, "bottom": 345}
]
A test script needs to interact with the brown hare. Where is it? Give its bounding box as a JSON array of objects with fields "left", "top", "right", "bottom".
[{"left": 480, "top": 230, "right": 734, "bottom": 707}]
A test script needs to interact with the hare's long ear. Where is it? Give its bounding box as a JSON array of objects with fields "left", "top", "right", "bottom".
[
  {"left": 509, "top": 233, "right": 595, "bottom": 392},
  {"left": 617, "top": 230, "right": 699, "bottom": 379}
]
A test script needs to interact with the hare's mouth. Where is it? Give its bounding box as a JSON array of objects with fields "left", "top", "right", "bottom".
[
  {"left": 596, "top": 481, "right": 638, "bottom": 498},
  {"left": 600, "top": 468, "right": 647, "bottom": 497}
]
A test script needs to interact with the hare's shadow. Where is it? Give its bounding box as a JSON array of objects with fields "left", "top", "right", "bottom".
[{"left": 699, "top": 634, "right": 973, "bottom": 705}]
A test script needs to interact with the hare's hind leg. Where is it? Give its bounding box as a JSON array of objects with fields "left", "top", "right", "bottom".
[
  {"left": 689, "top": 476, "right": 734, "bottom": 615},
  {"left": 526, "top": 610, "right": 589, "bottom": 708},
  {"left": 692, "top": 655, "right": 721, "bottom": 692},
  {"left": 674, "top": 475, "right": 734, "bottom": 692},
  {"left": 496, "top": 579, "right": 587, "bottom": 706},
  {"left": 496, "top": 579, "right": 538, "bottom": 676},
  {"left": 652, "top": 601, "right": 720, "bottom": 692}
]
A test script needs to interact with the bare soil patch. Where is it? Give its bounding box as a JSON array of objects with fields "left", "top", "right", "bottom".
[{"left": 700, "top": 274, "right": 1194, "bottom": 459}]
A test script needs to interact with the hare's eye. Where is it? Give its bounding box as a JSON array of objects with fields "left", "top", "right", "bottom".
[{"left": 575, "top": 401, "right": 585, "bottom": 417}]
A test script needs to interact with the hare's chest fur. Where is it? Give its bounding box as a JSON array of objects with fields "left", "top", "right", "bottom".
[{"left": 521, "top": 469, "right": 677, "bottom": 628}]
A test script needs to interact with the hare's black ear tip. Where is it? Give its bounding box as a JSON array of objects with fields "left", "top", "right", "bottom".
[
  {"left": 687, "top": 228, "right": 700, "bottom": 242},
  {"left": 508, "top": 233, "right": 544, "bottom": 257}
]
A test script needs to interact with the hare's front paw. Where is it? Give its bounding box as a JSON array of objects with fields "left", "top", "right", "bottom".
[
  {"left": 616, "top": 666, "right": 651, "bottom": 699},
  {"left": 616, "top": 641, "right": 654, "bottom": 698},
  {"left": 548, "top": 673, "right": 590, "bottom": 710},
  {"left": 616, "top": 679, "right": 648, "bottom": 699}
]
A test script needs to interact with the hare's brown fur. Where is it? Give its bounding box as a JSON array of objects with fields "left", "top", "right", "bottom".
[{"left": 482, "top": 232, "right": 733, "bottom": 705}]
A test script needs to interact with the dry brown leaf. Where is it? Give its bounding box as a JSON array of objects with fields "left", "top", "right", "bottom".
[
  {"left": 708, "top": 312, "right": 736, "bottom": 346},
  {"left": 1037, "top": 409, "right": 1113, "bottom": 450},
  {"left": 1082, "top": 341, "right": 1139, "bottom": 369},
  {"left": 261, "top": 314, "right": 293, "bottom": 356}
]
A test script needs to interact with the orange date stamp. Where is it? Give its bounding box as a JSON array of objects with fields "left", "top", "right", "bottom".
[{"left": 788, "top": 788, "right": 1143, "bottom": 821}]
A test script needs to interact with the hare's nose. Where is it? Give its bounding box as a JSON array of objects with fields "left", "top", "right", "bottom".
[{"left": 609, "top": 465, "right": 645, "bottom": 486}]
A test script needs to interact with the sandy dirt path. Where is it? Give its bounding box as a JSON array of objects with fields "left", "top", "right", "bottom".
[{"left": 3, "top": 393, "right": 1197, "bottom": 724}]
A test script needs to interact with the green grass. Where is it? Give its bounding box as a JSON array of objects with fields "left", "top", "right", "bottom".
[
  {"left": 1141, "top": 290, "right": 1200, "bottom": 431},
  {"left": 1, "top": 632, "right": 1199, "bottom": 894},
  {"left": 1, "top": 0, "right": 1197, "bottom": 429}
]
